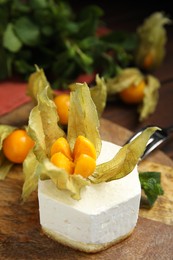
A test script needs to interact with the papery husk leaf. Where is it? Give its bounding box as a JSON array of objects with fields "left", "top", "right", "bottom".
[
  {"left": 138, "top": 75, "right": 160, "bottom": 121},
  {"left": 24, "top": 83, "right": 96, "bottom": 201},
  {"left": 39, "top": 159, "right": 89, "bottom": 200},
  {"left": 67, "top": 83, "right": 101, "bottom": 158},
  {"left": 106, "top": 68, "right": 144, "bottom": 96},
  {"left": 69, "top": 74, "right": 107, "bottom": 118},
  {"left": 135, "top": 12, "right": 171, "bottom": 70},
  {"left": 37, "top": 86, "right": 65, "bottom": 157},
  {"left": 28, "top": 106, "right": 47, "bottom": 161},
  {"left": 90, "top": 74, "right": 107, "bottom": 118},
  {"left": 0, "top": 125, "right": 16, "bottom": 179},
  {"left": 90, "top": 127, "right": 159, "bottom": 183},
  {"left": 22, "top": 84, "right": 70, "bottom": 201},
  {"left": 0, "top": 151, "right": 13, "bottom": 180},
  {"left": 0, "top": 125, "right": 16, "bottom": 149},
  {"left": 22, "top": 150, "right": 40, "bottom": 201},
  {"left": 27, "top": 65, "right": 54, "bottom": 102},
  {"left": 28, "top": 86, "right": 65, "bottom": 160}
]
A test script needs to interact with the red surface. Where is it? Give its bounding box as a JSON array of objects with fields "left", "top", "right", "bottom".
[
  {"left": 75, "top": 73, "right": 96, "bottom": 84},
  {"left": 0, "top": 71, "right": 100, "bottom": 117},
  {"left": 0, "top": 81, "right": 31, "bottom": 116}
]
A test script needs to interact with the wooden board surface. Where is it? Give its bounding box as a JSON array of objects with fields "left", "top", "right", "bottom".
[
  {"left": 0, "top": 118, "right": 173, "bottom": 259},
  {"left": 100, "top": 119, "right": 173, "bottom": 226}
]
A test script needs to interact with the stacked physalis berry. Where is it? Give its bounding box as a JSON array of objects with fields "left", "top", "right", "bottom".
[{"left": 50, "top": 136, "right": 96, "bottom": 178}]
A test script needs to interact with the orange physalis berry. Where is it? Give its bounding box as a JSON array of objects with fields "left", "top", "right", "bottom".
[
  {"left": 143, "top": 51, "right": 155, "bottom": 70},
  {"left": 53, "top": 93, "right": 70, "bottom": 125},
  {"left": 74, "top": 154, "right": 96, "bottom": 178},
  {"left": 50, "top": 152, "right": 74, "bottom": 174},
  {"left": 50, "top": 137, "right": 72, "bottom": 160},
  {"left": 73, "top": 135, "right": 96, "bottom": 161},
  {"left": 119, "top": 80, "right": 146, "bottom": 104},
  {"left": 3, "top": 129, "right": 34, "bottom": 164},
  {"left": 50, "top": 135, "right": 96, "bottom": 178}
]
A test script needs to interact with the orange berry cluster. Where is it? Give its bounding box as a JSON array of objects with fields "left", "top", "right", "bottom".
[{"left": 50, "top": 136, "right": 96, "bottom": 178}]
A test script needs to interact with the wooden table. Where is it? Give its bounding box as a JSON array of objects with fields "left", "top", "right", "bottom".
[
  {"left": 0, "top": 2, "right": 173, "bottom": 259},
  {"left": 0, "top": 119, "right": 173, "bottom": 260}
]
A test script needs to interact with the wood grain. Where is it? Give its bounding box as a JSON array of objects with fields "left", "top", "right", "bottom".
[
  {"left": 100, "top": 119, "right": 173, "bottom": 226},
  {"left": 0, "top": 119, "right": 173, "bottom": 259},
  {"left": 0, "top": 165, "right": 173, "bottom": 260},
  {"left": 0, "top": 102, "right": 34, "bottom": 126},
  {"left": 139, "top": 161, "right": 173, "bottom": 225}
]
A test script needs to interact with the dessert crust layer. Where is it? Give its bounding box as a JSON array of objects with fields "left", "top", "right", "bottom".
[{"left": 42, "top": 226, "right": 135, "bottom": 253}]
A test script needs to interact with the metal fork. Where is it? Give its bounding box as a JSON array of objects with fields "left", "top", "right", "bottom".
[{"left": 125, "top": 125, "right": 173, "bottom": 159}]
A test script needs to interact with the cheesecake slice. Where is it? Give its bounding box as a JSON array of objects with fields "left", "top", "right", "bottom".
[{"left": 38, "top": 141, "right": 141, "bottom": 253}]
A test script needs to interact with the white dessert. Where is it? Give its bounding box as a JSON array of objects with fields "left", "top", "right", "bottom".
[{"left": 38, "top": 141, "right": 141, "bottom": 252}]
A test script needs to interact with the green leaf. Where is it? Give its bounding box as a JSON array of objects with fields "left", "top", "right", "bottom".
[
  {"left": 65, "top": 41, "right": 93, "bottom": 69},
  {"left": 102, "top": 31, "right": 138, "bottom": 51},
  {"left": 3, "top": 23, "right": 22, "bottom": 52},
  {"left": 14, "top": 16, "right": 40, "bottom": 46},
  {"left": 0, "top": 0, "right": 8, "bottom": 4},
  {"left": 11, "top": 0, "right": 31, "bottom": 13},
  {"left": 78, "top": 36, "right": 100, "bottom": 50},
  {"left": 14, "top": 59, "right": 34, "bottom": 75},
  {"left": 30, "top": 0, "right": 48, "bottom": 9},
  {"left": 77, "top": 5, "right": 103, "bottom": 38},
  {"left": 139, "top": 171, "right": 164, "bottom": 207},
  {"left": 74, "top": 45, "right": 93, "bottom": 66},
  {"left": 41, "top": 25, "right": 53, "bottom": 37}
]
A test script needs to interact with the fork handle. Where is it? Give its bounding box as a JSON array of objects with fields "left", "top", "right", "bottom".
[{"left": 165, "top": 125, "right": 173, "bottom": 134}]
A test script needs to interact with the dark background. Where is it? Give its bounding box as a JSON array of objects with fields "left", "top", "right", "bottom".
[{"left": 70, "top": 1, "right": 173, "bottom": 30}]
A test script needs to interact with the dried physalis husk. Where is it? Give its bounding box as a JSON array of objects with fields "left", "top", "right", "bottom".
[
  {"left": 106, "top": 68, "right": 160, "bottom": 121},
  {"left": 106, "top": 68, "right": 144, "bottom": 97},
  {"left": 89, "top": 74, "right": 107, "bottom": 118},
  {"left": 135, "top": 12, "right": 171, "bottom": 70},
  {"left": 90, "top": 127, "right": 159, "bottom": 184},
  {"left": 0, "top": 125, "right": 16, "bottom": 179},
  {"left": 69, "top": 74, "right": 107, "bottom": 118},
  {"left": 22, "top": 71, "right": 159, "bottom": 201},
  {"left": 27, "top": 65, "right": 54, "bottom": 102},
  {"left": 22, "top": 83, "right": 100, "bottom": 201},
  {"left": 67, "top": 83, "right": 102, "bottom": 158},
  {"left": 29, "top": 66, "right": 107, "bottom": 119},
  {"left": 138, "top": 75, "right": 160, "bottom": 121}
]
